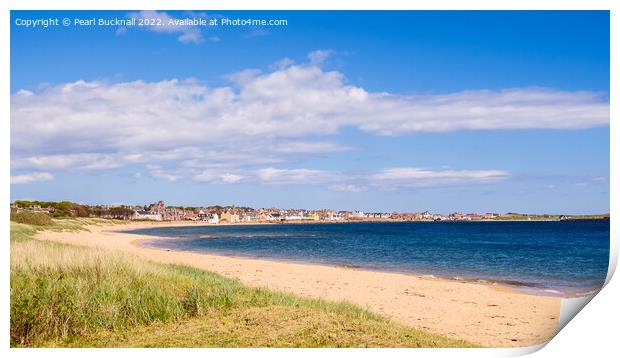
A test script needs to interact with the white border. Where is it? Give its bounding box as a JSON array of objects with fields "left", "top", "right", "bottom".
[
  {"left": 2, "top": 1, "right": 616, "bottom": 357},
  {"left": 1, "top": 0, "right": 615, "bottom": 11}
]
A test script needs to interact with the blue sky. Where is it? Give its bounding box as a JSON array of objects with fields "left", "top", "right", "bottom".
[{"left": 10, "top": 10, "right": 610, "bottom": 214}]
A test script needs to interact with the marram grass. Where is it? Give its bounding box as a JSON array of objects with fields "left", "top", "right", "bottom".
[{"left": 10, "top": 220, "right": 476, "bottom": 348}]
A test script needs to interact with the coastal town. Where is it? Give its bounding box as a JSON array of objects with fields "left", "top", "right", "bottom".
[{"left": 10, "top": 199, "right": 604, "bottom": 223}]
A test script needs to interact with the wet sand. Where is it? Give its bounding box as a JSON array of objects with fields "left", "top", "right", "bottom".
[{"left": 36, "top": 221, "right": 561, "bottom": 347}]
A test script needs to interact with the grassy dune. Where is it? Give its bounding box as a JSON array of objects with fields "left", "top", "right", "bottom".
[
  {"left": 494, "top": 213, "right": 610, "bottom": 221},
  {"left": 10, "top": 219, "right": 476, "bottom": 348}
]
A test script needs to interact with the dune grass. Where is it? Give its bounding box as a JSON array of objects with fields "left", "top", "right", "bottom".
[{"left": 10, "top": 220, "right": 476, "bottom": 348}]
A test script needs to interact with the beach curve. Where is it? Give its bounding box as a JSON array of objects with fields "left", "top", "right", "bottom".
[{"left": 36, "top": 221, "right": 561, "bottom": 348}]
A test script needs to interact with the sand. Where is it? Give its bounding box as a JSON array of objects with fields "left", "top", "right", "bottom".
[{"left": 36, "top": 221, "right": 561, "bottom": 348}]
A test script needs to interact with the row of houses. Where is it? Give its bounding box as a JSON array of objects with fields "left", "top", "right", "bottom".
[
  {"left": 11, "top": 200, "right": 501, "bottom": 223},
  {"left": 10, "top": 204, "right": 50, "bottom": 214}
]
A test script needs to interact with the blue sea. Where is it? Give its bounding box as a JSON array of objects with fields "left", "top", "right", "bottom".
[{"left": 125, "top": 221, "right": 609, "bottom": 296}]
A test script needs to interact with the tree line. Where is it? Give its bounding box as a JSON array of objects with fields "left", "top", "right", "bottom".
[{"left": 13, "top": 200, "right": 135, "bottom": 219}]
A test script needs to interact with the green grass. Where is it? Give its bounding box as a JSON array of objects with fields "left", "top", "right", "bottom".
[
  {"left": 71, "top": 306, "right": 463, "bottom": 348},
  {"left": 10, "top": 221, "right": 476, "bottom": 348}
]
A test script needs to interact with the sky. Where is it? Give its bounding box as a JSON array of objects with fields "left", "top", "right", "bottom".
[{"left": 10, "top": 10, "right": 610, "bottom": 214}]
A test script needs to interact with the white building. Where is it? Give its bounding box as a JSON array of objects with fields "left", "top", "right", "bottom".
[
  {"left": 208, "top": 213, "right": 219, "bottom": 224},
  {"left": 133, "top": 210, "right": 162, "bottom": 221},
  {"left": 420, "top": 211, "right": 433, "bottom": 220},
  {"left": 285, "top": 214, "right": 304, "bottom": 221},
  {"left": 326, "top": 211, "right": 344, "bottom": 221},
  {"left": 351, "top": 211, "right": 365, "bottom": 219}
]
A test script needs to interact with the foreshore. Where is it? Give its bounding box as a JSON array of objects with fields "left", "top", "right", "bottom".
[{"left": 36, "top": 220, "right": 561, "bottom": 348}]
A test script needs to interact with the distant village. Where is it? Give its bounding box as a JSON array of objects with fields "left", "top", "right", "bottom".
[
  {"left": 10, "top": 199, "right": 534, "bottom": 223},
  {"left": 128, "top": 201, "right": 505, "bottom": 223}
]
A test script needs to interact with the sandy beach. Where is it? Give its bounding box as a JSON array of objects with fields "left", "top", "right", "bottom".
[{"left": 36, "top": 221, "right": 561, "bottom": 347}]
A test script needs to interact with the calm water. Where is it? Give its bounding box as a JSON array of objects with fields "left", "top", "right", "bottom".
[{"left": 125, "top": 221, "right": 609, "bottom": 296}]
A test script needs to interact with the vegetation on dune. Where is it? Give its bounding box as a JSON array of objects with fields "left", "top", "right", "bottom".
[
  {"left": 494, "top": 213, "right": 610, "bottom": 221},
  {"left": 9, "top": 215, "right": 124, "bottom": 234},
  {"left": 12, "top": 200, "right": 136, "bottom": 219},
  {"left": 10, "top": 222, "right": 39, "bottom": 242},
  {"left": 10, "top": 220, "right": 476, "bottom": 348},
  {"left": 73, "top": 305, "right": 466, "bottom": 348},
  {"left": 10, "top": 211, "right": 54, "bottom": 226},
  {"left": 13, "top": 200, "right": 92, "bottom": 218}
]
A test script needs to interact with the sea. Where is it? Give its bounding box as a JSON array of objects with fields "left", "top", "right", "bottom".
[{"left": 125, "top": 220, "right": 610, "bottom": 297}]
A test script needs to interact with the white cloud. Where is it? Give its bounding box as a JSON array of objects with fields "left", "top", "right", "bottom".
[
  {"left": 12, "top": 65, "right": 607, "bottom": 158},
  {"left": 270, "top": 141, "right": 352, "bottom": 153},
  {"left": 11, "top": 147, "right": 207, "bottom": 172},
  {"left": 192, "top": 170, "right": 243, "bottom": 184},
  {"left": 220, "top": 173, "right": 242, "bottom": 183},
  {"left": 574, "top": 176, "right": 608, "bottom": 187},
  {"left": 192, "top": 167, "right": 341, "bottom": 185},
  {"left": 330, "top": 184, "right": 368, "bottom": 192},
  {"left": 10, "top": 52, "right": 609, "bottom": 181},
  {"left": 15, "top": 89, "right": 33, "bottom": 97},
  {"left": 249, "top": 167, "right": 509, "bottom": 188},
  {"left": 258, "top": 167, "right": 341, "bottom": 185},
  {"left": 371, "top": 167, "right": 510, "bottom": 187},
  {"left": 11, "top": 153, "right": 123, "bottom": 171},
  {"left": 11, "top": 172, "right": 54, "bottom": 185},
  {"left": 357, "top": 89, "right": 609, "bottom": 135},
  {"left": 271, "top": 58, "right": 295, "bottom": 70},
  {"left": 127, "top": 10, "right": 204, "bottom": 44},
  {"left": 308, "top": 49, "right": 333, "bottom": 66},
  {"left": 146, "top": 165, "right": 183, "bottom": 182}
]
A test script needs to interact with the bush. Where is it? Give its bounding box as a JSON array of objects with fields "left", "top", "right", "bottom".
[
  {"left": 71, "top": 204, "right": 91, "bottom": 217},
  {"left": 10, "top": 212, "right": 53, "bottom": 226}
]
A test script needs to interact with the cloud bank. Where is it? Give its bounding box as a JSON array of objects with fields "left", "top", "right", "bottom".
[
  {"left": 11, "top": 172, "right": 54, "bottom": 185},
  {"left": 11, "top": 52, "right": 608, "bottom": 188},
  {"left": 371, "top": 168, "right": 510, "bottom": 187}
]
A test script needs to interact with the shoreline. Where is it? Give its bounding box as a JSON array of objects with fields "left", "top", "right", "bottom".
[
  {"left": 127, "top": 217, "right": 608, "bottom": 227},
  {"left": 36, "top": 220, "right": 562, "bottom": 348},
  {"left": 134, "top": 237, "right": 595, "bottom": 299},
  {"left": 126, "top": 221, "right": 601, "bottom": 299}
]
